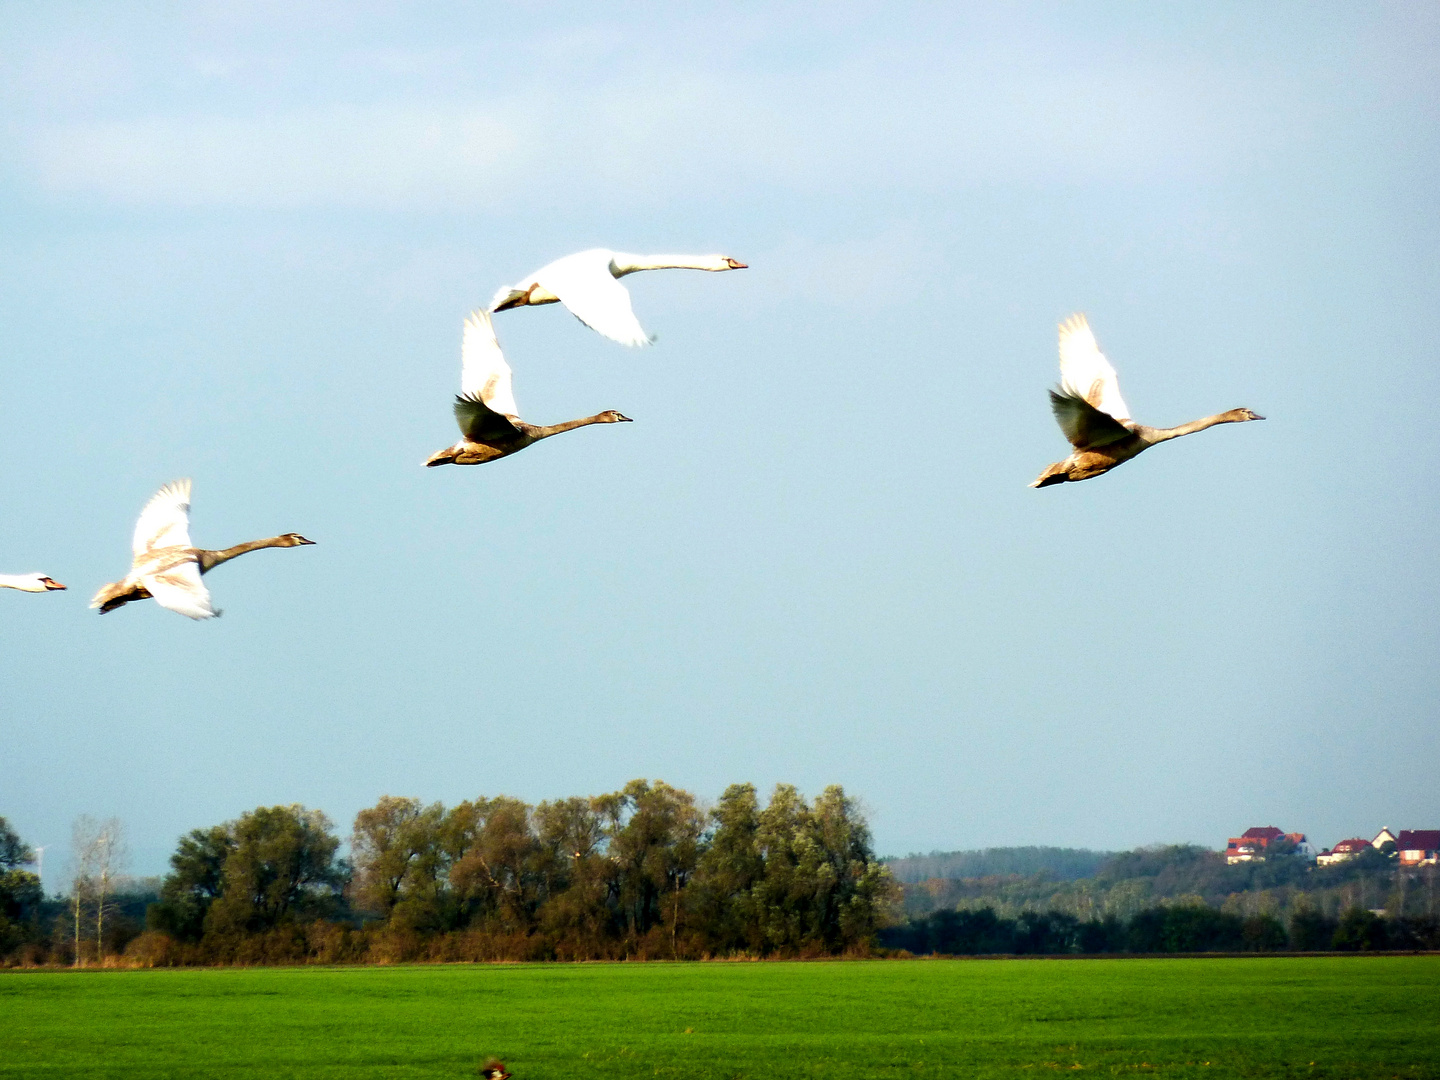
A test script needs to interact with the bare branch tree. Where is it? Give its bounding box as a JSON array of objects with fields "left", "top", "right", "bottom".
[{"left": 69, "top": 816, "right": 126, "bottom": 966}]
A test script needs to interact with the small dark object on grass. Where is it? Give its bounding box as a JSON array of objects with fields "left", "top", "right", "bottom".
[{"left": 480, "top": 1060, "right": 511, "bottom": 1080}]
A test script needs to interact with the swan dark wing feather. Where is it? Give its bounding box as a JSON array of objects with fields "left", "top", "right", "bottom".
[
  {"left": 454, "top": 394, "right": 524, "bottom": 444},
  {"left": 1049, "top": 388, "right": 1133, "bottom": 449}
]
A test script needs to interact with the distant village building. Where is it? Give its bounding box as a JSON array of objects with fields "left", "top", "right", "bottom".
[
  {"left": 1225, "top": 826, "right": 1307, "bottom": 864},
  {"left": 1397, "top": 830, "right": 1440, "bottom": 867},
  {"left": 1373, "top": 826, "right": 1398, "bottom": 849},
  {"left": 1316, "top": 838, "right": 1372, "bottom": 866}
]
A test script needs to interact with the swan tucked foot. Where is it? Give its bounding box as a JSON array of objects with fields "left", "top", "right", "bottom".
[
  {"left": 425, "top": 442, "right": 509, "bottom": 467},
  {"left": 1030, "top": 451, "right": 1125, "bottom": 487}
]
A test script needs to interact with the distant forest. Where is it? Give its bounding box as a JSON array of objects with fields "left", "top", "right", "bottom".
[
  {"left": 5, "top": 810, "right": 1439, "bottom": 967},
  {"left": 885, "top": 847, "right": 1113, "bottom": 884},
  {"left": 883, "top": 841, "right": 1440, "bottom": 953}
]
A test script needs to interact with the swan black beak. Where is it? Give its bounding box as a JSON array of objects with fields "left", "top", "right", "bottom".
[{"left": 296, "top": 537, "right": 317, "bottom": 545}]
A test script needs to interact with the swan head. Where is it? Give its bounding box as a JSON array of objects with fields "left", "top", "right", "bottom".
[
  {"left": 7, "top": 573, "right": 66, "bottom": 592},
  {"left": 277, "top": 533, "right": 316, "bottom": 547},
  {"left": 598, "top": 411, "right": 633, "bottom": 424},
  {"left": 1231, "top": 408, "right": 1265, "bottom": 422},
  {"left": 722, "top": 256, "right": 747, "bottom": 270}
]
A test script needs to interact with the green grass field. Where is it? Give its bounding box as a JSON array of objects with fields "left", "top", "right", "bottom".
[{"left": 1, "top": 957, "right": 1436, "bottom": 1079}]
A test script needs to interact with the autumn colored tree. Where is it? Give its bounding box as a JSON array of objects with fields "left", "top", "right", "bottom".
[{"left": 349, "top": 796, "right": 444, "bottom": 926}]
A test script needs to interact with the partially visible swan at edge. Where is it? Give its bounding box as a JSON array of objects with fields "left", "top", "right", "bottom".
[
  {"left": 1031, "top": 314, "right": 1264, "bottom": 488},
  {"left": 90, "top": 479, "right": 314, "bottom": 619},
  {"left": 426, "top": 310, "right": 631, "bottom": 467},
  {"left": 0, "top": 573, "right": 66, "bottom": 593},
  {"left": 489, "top": 248, "right": 747, "bottom": 347}
]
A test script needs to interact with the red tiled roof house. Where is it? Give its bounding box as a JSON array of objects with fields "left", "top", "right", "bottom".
[
  {"left": 1397, "top": 830, "right": 1440, "bottom": 867},
  {"left": 1316, "top": 838, "right": 1373, "bottom": 866},
  {"left": 1225, "top": 826, "right": 1305, "bottom": 864}
]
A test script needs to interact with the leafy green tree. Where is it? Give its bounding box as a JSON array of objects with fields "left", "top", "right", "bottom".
[
  {"left": 448, "top": 797, "right": 542, "bottom": 931},
  {"left": 350, "top": 796, "right": 445, "bottom": 926},
  {"left": 1288, "top": 906, "right": 1338, "bottom": 950},
  {"left": 0, "top": 817, "right": 41, "bottom": 953},
  {"left": 1332, "top": 907, "right": 1388, "bottom": 951},
  {"left": 604, "top": 780, "right": 704, "bottom": 947},
  {"left": 752, "top": 784, "right": 894, "bottom": 954},
  {"left": 206, "top": 806, "right": 346, "bottom": 935},
  {"left": 533, "top": 796, "right": 613, "bottom": 946},
  {"left": 1240, "top": 913, "right": 1289, "bottom": 951},
  {"left": 694, "top": 783, "right": 764, "bottom": 952},
  {"left": 147, "top": 825, "right": 235, "bottom": 941},
  {"left": 1013, "top": 910, "right": 1082, "bottom": 954}
]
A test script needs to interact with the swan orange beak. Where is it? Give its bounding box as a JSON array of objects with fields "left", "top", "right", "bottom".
[
  {"left": 41, "top": 578, "right": 66, "bottom": 591},
  {"left": 725, "top": 258, "right": 747, "bottom": 269}
]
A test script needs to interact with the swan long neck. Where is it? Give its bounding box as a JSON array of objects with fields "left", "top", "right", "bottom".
[
  {"left": 1141, "top": 411, "right": 1251, "bottom": 444},
  {"left": 609, "top": 253, "right": 729, "bottom": 276},
  {"left": 196, "top": 537, "right": 293, "bottom": 573},
  {"left": 0, "top": 574, "right": 37, "bottom": 591},
  {"left": 530, "top": 414, "right": 619, "bottom": 440}
]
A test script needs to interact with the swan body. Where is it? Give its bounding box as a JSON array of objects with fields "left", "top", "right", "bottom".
[
  {"left": 425, "top": 310, "right": 632, "bottom": 467},
  {"left": 1031, "top": 314, "right": 1264, "bottom": 487},
  {"left": 90, "top": 480, "right": 314, "bottom": 619},
  {"left": 0, "top": 573, "right": 66, "bottom": 593},
  {"left": 489, "top": 248, "right": 747, "bottom": 347}
]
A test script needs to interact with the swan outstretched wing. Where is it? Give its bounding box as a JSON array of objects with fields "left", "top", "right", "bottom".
[
  {"left": 141, "top": 560, "right": 217, "bottom": 620},
  {"left": 1058, "top": 314, "right": 1130, "bottom": 421},
  {"left": 1049, "top": 389, "right": 1133, "bottom": 449},
  {"left": 454, "top": 394, "right": 524, "bottom": 445},
  {"left": 460, "top": 310, "right": 519, "bottom": 417},
  {"left": 537, "top": 252, "right": 654, "bottom": 347},
  {"left": 132, "top": 479, "right": 194, "bottom": 560}
]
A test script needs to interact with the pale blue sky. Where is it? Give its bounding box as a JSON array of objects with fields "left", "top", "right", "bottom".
[{"left": 1, "top": 3, "right": 1437, "bottom": 879}]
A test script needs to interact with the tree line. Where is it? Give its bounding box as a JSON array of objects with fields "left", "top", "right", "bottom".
[
  {"left": 884, "top": 902, "right": 1440, "bottom": 956},
  {"left": 1, "top": 780, "right": 897, "bottom": 965}
]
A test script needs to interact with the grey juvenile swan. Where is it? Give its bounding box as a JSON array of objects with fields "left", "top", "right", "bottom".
[
  {"left": 425, "top": 310, "right": 631, "bottom": 468},
  {"left": 1031, "top": 314, "right": 1264, "bottom": 488},
  {"left": 90, "top": 479, "right": 314, "bottom": 619},
  {"left": 490, "top": 248, "right": 746, "bottom": 347},
  {"left": 0, "top": 573, "right": 66, "bottom": 593}
]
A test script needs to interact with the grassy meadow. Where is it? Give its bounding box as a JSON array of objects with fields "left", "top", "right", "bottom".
[{"left": 1, "top": 956, "right": 1436, "bottom": 1079}]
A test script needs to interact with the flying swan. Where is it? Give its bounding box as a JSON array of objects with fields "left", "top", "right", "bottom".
[
  {"left": 90, "top": 479, "right": 314, "bottom": 619},
  {"left": 1031, "top": 314, "right": 1264, "bottom": 487},
  {"left": 426, "top": 309, "right": 631, "bottom": 467},
  {"left": 0, "top": 572, "right": 66, "bottom": 593},
  {"left": 489, "top": 248, "right": 747, "bottom": 347}
]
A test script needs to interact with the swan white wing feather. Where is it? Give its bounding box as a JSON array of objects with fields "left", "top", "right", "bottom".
[
  {"left": 132, "top": 479, "right": 194, "bottom": 560},
  {"left": 141, "top": 560, "right": 217, "bottom": 620},
  {"left": 460, "top": 310, "right": 519, "bottom": 417},
  {"left": 1058, "top": 314, "right": 1130, "bottom": 421},
  {"left": 535, "top": 250, "right": 653, "bottom": 347}
]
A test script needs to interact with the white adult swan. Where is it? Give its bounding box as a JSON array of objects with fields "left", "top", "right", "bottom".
[
  {"left": 0, "top": 573, "right": 66, "bottom": 593},
  {"left": 1031, "top": 314, "right": 1264, "bottom": 487},
  {"left": 426, "top": 310, "right": 631, "bottom": 467},
  {"left": 90, "top": 480, "right": 314, "bottom": 619},
  {"left": 489, "top": 248, "right": 747, "bottom": 347}
]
